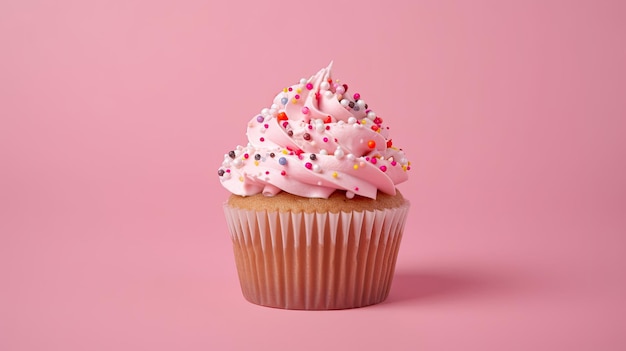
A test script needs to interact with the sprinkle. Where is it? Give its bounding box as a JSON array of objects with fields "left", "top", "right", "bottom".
[
  {"left": 367, "top": 140, "right": 376, "bottom": 148},
  {"left": 346, "top": 191, "right": 355, "bottom": 199},
  {"left": 256, "top": 116, "right": 264, "bottom": 123},
  {"left": 371, "top": 158, "right": 377, "bottom": 164},
  {"left": 243, "top": 153, "right": 249, "bottom": 159},
  {"left": 324, "top": 115, "right": 332, "bottom": 123},
  {"left": 264, "top": 124, "right": 269, "bottom": 129},
  {"left": 281, "top": 170, "right": 286, "bottom": 176},
  {"left": 355, "top": 187, "right": 359, "bottom": 191},
  {"left": 292, "top": 99, "right": 298, "bottom": 104},
  {"left": 303, "top": 133, "right": 311, "bottom": 141},
  {"left": 282, "top": 150, "right": 288, "bottom": 154},
  {"left": 287, "top": 130, "right": 293, "bottom": 136},
  {"left": 305, "top": 162, "right": 312, "bottom": 170},
  {"left": 308, "top": 125, "right": 313, "bottom": 130},
  {"left": 371, "top": 125, "right": 379, "bottom": 131},
  {"left": 254, "top": 154, "right": 261, "bottom": 160},
  {"left": 353, "top": 93, "right": 360, "bottom": 100},
  {"left": 281, "top": 97, "right": 288, "bottom": 105},
  {"left": 380, "top": 165, "right": 387, "bottom": 172},
  {"left": 296, "top": 88, "right": 301, "bottom": 93},
  {"left": 332, "top": 172, "right": 338, "bottom": 178},
  {"left": 239, "top": 176, "right": 244, "bottom": 182},
  {"left": 279, "top": 157, "right": 287, "bottom": 165},
  {"left": 259, "top": 137, "right": 265, "bottom": 142},
  {"left": 353, "top": 164, "right": 359, "bottom": 170},
  {"left": 282, "top": 122, "right": 288, "bottom": 128},
  {"left": 302, "top": 107, "right": 309, "bottom": 114},
  {"left": 295, "top": 94, "right": 300, "bottom": 100},
  {"left": 288, "top": 87, "right": 293, "bottom": 92},
  {"left": 306, "top": 83, "right": 313, "bottom": 90},
  {"left": 310, "top": 154, "right": 317, "bottom": 160},
  {"left": 313, "top": 164, "right": 321, "bottom": 173},
  {"left": 218, "top": 169, "right": 225, "bottom": 176},
  {"left": 323, "top": 137, "right": 329, "bottom": 142},
  {"left": 277, "top": 112, "right": 288, "bottom": 121},
  {"left": 265, "top": 171, "right": 270, "bottom": 175},
  {"left": 228, "top": 151, "right": 236, "bottom": 159},
  {"left": 386, "top": 139, "right": 393, "bottom": 148},
  {"left": 270, "top": 153, "right": 275, "bottom": 158},
  {"left": 374, "top": 117, "right": 383, "bottom": 125},
  {"left": 254, "top": 161, "right": 259, "bottom": 166},
  {"left": 283, "top": 88, "right": 288, "bottom": 93},
  {"left": 391, "top": 161, "right": 397, "bottom": 166}
]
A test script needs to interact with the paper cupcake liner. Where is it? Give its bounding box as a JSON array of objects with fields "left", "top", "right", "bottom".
[{"left": 223, "top": 202, "right": 410, "bottom": 310}]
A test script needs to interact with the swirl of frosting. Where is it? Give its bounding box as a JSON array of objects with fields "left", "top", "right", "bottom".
[{"left": 217, "top": 62, "right": 410, "bottom": 199}]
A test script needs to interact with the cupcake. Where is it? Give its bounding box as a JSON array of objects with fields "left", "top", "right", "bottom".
[{"left": 218, "top": 63, "right": 411, "bottom": 310}]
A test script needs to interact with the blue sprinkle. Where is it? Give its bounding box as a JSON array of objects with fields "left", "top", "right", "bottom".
[
  {"left": 281, "top": 97, "right": 288, "bottom": 105},
  {"left": 278, "top": 157, "right": 287, "bottom": 165}
]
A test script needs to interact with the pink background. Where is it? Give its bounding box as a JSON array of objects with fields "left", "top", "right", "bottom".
[{"left": 1, "top": 0, "right": 625, "bottom": 350}]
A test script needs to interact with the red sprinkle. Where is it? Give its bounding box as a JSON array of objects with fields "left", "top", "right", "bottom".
[
  {"left": 277, "top": 112, "right": 288, "bottom": 121},
  {"left": 380, "top": 165, "right": 387, "bottom": 172}
]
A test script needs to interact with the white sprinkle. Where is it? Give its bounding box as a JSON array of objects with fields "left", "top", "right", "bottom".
[
  {"left": 340, "top": 99, "right": 350, "bottom": 107},
  {"left": 299, "top": 78, "right": 307, "bottom": 85},
  {"left": 348, "top": 117, "right": 357, "bottom": 124},
  {"left": 320, "top": 149, "right": 328, "bottom": 155},
  {"left": 367, "top": 111, "right": 376, "bottom": 120},
  {"left": 346, "top": 154, "right": 355, "bottom": 161},
  {"left": 321, "top": 81, "right": 330, "bottom": 90},
  {"left": 346, "top": 191, "right": 355, "bottom": 199},
  {"left": 313, "top": 164, "right": 321, "bottom": 173},
  {"left": 357, "top": 99, "right": 366, "bottom": 108}
]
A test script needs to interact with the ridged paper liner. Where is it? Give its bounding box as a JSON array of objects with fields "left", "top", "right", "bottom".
[{"left": 223, "top": 202, "right": 409, "bottom": 310}]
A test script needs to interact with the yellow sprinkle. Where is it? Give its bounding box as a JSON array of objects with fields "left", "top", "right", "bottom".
[
  {"left": 402, "top": 165, "right": 407, "bottom": 171},
  {"left": 296, "top": 88, "right": 301, "bottom": 93},
  {"left": 332, "top": 172, "right": 338, "bottom": 178},
  {"left": 353, "top": 164, "right": 359, "bottom": 170},
  {"left": 292, "top": 98, "right": 298, "bottom": 104},
  {"left": 238, "top": 176, "right": 244, "bottom": 182},
  {"left": 283, "top": 88, "right": 288, "bottom": 93},
  {"left": 254, "top": 161, "right": 259, "bottom": 166},
  {"left": 361, "top": 119, "right": 367, "bottom": 125},
  {"left": 282, "top": 150, "right": 288, "bottom": 154}
]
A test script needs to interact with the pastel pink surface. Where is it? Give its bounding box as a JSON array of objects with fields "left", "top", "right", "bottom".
[{"left": 1, "top": 0, "right": 625, "bottom": 350}]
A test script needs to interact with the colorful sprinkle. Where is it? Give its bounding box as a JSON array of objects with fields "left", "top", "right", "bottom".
[
  {"left": 353, "top": 164, "right": 359, "bottom": 170},
  {"left": 303, "top": 133, "right": 311, "bottom": 141},
  {"left": 281, "top": 97, "right": 288, "bottom": 105},
  {"left": 367, "top": 140, "right": 376, "bottom": 149},
  {"left": 256, "top": 116, "right": 264, "bottom": 123},
  {"left": 310, "top": 154, "right": 317, "bottom": 160},
  {"left": 278, "top": 157, "right": 287, "bottom": 165},
  {"left": 306, "top": 83, "right": 313, "bottom": 90},
  {"left": 277, "top": 112, "right": 288, "bottom": 121},
  {"left": 353, "top": 93, "right": 360, "bottom": 100},
  {"left": 228, "top": 151, "right": 236, "bottom": 159},
  {"left": 243, "top": 153, "right": 249, "bottom": 159},
  {"left": 380, "top": 165, "right": 387, "bottom": 172},
  {"left": 254, "top": 154, "right": 261, "bottom": 160},
  {"left": 302, "top": 106, "right": 309, "bottom": 114},
  {"left": 305, "top": 162, "right": 312, "bottom": 170},
  {"left": 371, "top": 158, "right": 377, "bottom": 164},
  {"left": 217, "top": 169, "right": 225, "bottom": 176},
  {"left": 281, "top": 170, "right": 286, "bottom": 176},
  {"left": 323, "top": 137, "right": 329, "bottom": 142},
  {"left": 332, "top": 172, "right": 338, "bottom": 178},
  {"left": 259, "top": 137, "right": 265, "bottom": 142},
  {"left": 386, "top": 139, "right": 393, "bottom": 148}
]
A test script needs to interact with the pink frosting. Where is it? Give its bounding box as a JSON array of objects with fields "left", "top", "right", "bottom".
[{"left": 218, "top": 63, "right": 410, "bottom": 199}]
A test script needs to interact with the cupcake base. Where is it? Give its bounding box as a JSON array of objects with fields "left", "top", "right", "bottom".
[{"left": 224, "top": 199, "right": 409, "bottom": 310}]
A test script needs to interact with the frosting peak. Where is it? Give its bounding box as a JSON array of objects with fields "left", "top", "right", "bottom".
[{"left": 218, "top": 63, "right": 410, "bottom": 199}]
